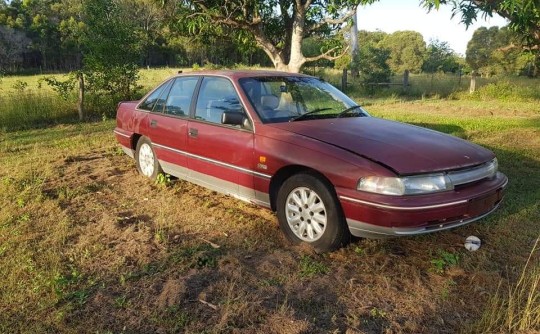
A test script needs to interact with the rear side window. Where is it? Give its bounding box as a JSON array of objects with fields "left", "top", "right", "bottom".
[
  {"left": 139, "top": 80, "right": 172, "bottom": 112},
  {"left": 165, "top": 77, "right": 199, "bottom": 117}
]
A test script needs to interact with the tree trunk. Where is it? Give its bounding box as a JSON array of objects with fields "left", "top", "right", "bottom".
[
  {"left": 287, "top": 6, "right": 307, "bottom": 73},
  {"left": 350, "top": 9, "right": 359, "bottom": 78}
]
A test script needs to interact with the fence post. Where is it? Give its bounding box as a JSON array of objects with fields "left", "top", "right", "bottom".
[
  {"left": 77, "top": 72, "right": 85, "bottom": 121},
  {"left": 341, "top": 69, "right": 347, "bottom": 91},
  {"left": 469, "top": 71, "right": 477, "bottom": 94}
]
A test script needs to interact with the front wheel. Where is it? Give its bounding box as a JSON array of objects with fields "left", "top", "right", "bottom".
[
  {"left": 276, "top": 173, "right": 349, "bottom": 252},
  {"left": 135, "top": 136, "right": 162, "bottom": 180}
]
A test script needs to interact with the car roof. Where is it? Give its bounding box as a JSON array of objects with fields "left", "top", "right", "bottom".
[{"left": 174, "top": 69, "right": 313, "bottom": 80}]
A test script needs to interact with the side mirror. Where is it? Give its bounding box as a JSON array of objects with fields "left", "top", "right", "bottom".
[{"left": 222, "top": 110, "right": 252, "bottom": 130}]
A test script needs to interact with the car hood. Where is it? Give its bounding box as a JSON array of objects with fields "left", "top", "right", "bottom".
[{"left": 266, "top": 117, "right": 494, "bottom": 175}]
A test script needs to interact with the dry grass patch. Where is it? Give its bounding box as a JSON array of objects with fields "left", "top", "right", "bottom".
[{"left": 0, "top": 97, "right": 539, "bottom": 333}]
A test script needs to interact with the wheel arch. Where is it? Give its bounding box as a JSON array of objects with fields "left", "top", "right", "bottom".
[
  {"left": 131, "top": 133, "right": 143, "bottom": 151},
  {"left": 269, "top": 165, "right": 337, "bottom": 212}
]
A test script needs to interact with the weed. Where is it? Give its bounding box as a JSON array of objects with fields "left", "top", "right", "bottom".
[
  {"left": 370, "top": 307, "right": 387, "bottom": 319},
  {"left": 12, "top": 80, "right": 28, "bottom": 92},
  {"left": 154, "top": 227, "right": 167, "bottom": 244},
  {"left": 114, "top": 295, "right": 129, "bottom": 308},
  {"left": 430, "top": 250, "right": 459, "bottom": 274},
  {"left": 260, "top": 277, "right": 284, "bottom": 287},
  {"left": 354, "top": 246, "right": 365, "bottom": 255},
  {"left": 441, "top": 279, "right": 457, "bottom": 300},
  {"left": 155, "top": 173, "right": 172, "bottom": 187},
  {"left": 67, "top": 289, "right": 90, "bottom": 306},
  {"left": 299, "top": 255, "right": 329, "bottom": 278},
  {"left": 0, "top": 245, "right": 7, "bottom": 257}
]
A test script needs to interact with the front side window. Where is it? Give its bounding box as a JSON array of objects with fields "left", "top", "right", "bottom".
[
  {"left": 195, "top": 77, "right": 244, "bottom": 124},
  {"left": 239, "top": 76, "right": 368, "bottom": 123},
  {"left": 139, "top": 79, "right": 172, "bottom": 112},
  {"left": 165, "top": 77, "right": 199, "bottom": 117}
]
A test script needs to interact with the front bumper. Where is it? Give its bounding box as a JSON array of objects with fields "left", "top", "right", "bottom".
[{"left": 338, "top": 172, "right": 508, "bottom": 238}]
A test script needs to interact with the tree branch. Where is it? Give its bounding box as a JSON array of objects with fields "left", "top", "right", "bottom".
[
  {"left": 304, "top": 45, "right": 350, "bottom": 62},
  {"left": 307, "top": 7, "right": 357, "bottom": 33}
]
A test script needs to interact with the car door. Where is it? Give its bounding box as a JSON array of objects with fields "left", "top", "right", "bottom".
[
  {"left": 186, "top": 76, "right": 256, "bottom": 200},
  {"left": 143, "top": 76, "right": 199, "bottom": 177}
]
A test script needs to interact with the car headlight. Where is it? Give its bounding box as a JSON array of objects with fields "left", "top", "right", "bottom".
[{"left": 357, "top": 174, "right": 453, "bottom": 196}]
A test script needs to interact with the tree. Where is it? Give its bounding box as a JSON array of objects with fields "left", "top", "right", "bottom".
[
  {"left": 81, "top": 0, "right": 141, "bottom": 99},
  {"left": 0, "top": 25, "right": 30, "bottom": 72},
  {"left": 178, "top": 0, "right": 377, "bottom": 73},
  {"left": 423, "top": 39, "right": 460, "bottom": 73},
  {"left": 421, "top": 0, "right": 539, "bottom": 50},
  {"left": 466, "top": 25, "right": 536, "bottom": 76},
  {"left": 379, "top": 31, "right": 426, "bottom": 74}
]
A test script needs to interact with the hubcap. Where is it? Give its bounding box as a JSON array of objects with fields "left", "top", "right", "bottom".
[
  {"left": 285, "top": 187, "right": 327, "bottom": 242},
  {"left": 138, "top": 143, "right": 155, "bottom": 177}
]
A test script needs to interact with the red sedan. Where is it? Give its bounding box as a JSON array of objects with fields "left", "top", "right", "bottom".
[{"left": 114, "top": 70, "right": 507, "bottom": 252}]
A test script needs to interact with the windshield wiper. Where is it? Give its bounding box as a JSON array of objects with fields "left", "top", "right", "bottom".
[
  {"left": 337, "top": 105, "right": 364, "bottom": 118},
  {"left": 289, "top": 107, "right": 332, "bottom": 122}
]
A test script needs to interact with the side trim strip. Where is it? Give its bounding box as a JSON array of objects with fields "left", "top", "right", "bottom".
[
  {"left": 153, "top": 143, "right": 272, "bottom": 179},
  {"left": 113, "top": 130, "right": 131, "bottom": 138},
  {"left": 339, "top": 195, "right": 468, "bottom": 211}
]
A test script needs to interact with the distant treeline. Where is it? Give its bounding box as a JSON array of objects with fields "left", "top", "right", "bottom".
[{"left": 0, "top": 0, "right": 538, "bottom": 77}]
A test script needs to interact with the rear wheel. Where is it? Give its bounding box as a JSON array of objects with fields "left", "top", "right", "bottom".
[
  {"left": 135, "top": 137, "right": 162, "bottom": 180},
  {"left": 276, "top": 173, "right": 349, "bottom": 252}
]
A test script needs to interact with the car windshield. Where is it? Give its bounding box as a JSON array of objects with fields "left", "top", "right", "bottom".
[{"left": 239, "top": 76, "right": 369, "bottom": 123}]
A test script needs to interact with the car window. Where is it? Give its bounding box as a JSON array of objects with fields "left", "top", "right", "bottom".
[
  {"left": 195, "top": 77, "right": 243, "bottom": 124},
  {"left": 239, "top": 77, "right": 363, "bottom": 123},
  {"left": 164, "top": 77, "right": 198, "bottom": 117},
  {"left": 139, "top": 79, "right": 172, "bottom": 112}
]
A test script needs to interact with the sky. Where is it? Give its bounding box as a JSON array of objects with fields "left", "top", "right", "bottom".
[{"left": 356, "top": 0, "right": 509, "bottom": 55}]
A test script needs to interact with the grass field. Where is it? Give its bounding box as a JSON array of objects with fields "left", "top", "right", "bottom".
[{"left": 0, "top": 69, "right": 539, "bottom": 333}]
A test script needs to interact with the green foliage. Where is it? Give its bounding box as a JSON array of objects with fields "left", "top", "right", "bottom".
[
  {"left": 299, "top": 255, "right": 329, "bottom": 278},
  {"left": 155, "top": 173, "right": 172, "bottom": 187},
  {"left": 422, "top": 0, "right": 539, "bottom": 51},
  {"left": 423, "top": 39, "right": 461, "bottom": 73},
  {"left": 469, "top": 80, "right": 540, "bottom": 101},
  {"left": 11, "top": 79, "right": 28, "bottom": 92},
  {"left": 430, "top": 250, "right": 459, "bottom": 274},
  {"left": 379, "top": 31, "right": 427, "bottom": 74},
  {"left": 81, "top": 0, "right": 141, "bottom": 100},
  {"left": 43, "top": 75, "right": 76, "bottom": 100},
  {"left": 178, "top": 0, "right": 378, "bottom": 71},
  {"left": 467, "top": 26, "right": 538, "bottom": 77}
]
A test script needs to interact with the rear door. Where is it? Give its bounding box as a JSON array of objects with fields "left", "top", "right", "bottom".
[
  {"left": 185, "top": 76, "right": 256, "bottom": 199},
  {"left": 143, "top": 76, "right": 199, "bottom": 177}
]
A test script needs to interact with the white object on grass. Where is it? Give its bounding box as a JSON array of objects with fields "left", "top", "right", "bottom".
[{"left": 465, "top": 235, "right": 481, "bottom": 251}]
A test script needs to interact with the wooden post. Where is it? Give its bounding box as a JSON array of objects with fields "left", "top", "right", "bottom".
[
  {"left": 341, "top": 69, "right": 347, "bottom": 91},
  {"left": 469, "top": 71, "right": 477, "bottom": 94},
  {"left": 77, "top": 72, "right": 85, "bottom": 121}
]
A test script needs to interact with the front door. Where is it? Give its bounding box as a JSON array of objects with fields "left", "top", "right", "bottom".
[{"left": 186, "top": 76, "right": 255, "bottom": 200}]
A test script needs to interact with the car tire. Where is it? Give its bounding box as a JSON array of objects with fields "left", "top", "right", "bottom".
[
  {"left": 135, "top": 136, "right": 162, "bottom": 180},
  {"left": 276, "top": 173, "right": 350, "bottom": 252}
]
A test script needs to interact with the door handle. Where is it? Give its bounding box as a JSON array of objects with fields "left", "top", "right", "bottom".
[
  {"left": 188, "top": 128, "right": 198, "bottom": 137},
  {"left": 150, "top": 119, "right": 158, "bottom": 128}
]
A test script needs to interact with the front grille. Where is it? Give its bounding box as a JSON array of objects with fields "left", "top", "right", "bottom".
[{"left": 447, "top": 159, "right": 498, "bottom": 187}]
